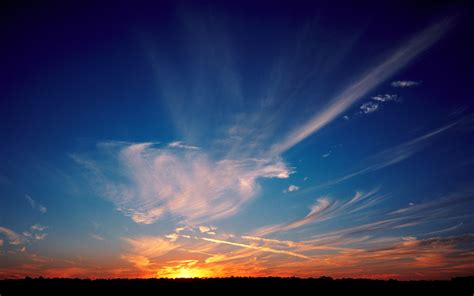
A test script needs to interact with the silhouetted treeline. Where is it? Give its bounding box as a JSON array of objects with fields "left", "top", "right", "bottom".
[{"left": 0, "top": 276, "right": 473, "bottom": 295}]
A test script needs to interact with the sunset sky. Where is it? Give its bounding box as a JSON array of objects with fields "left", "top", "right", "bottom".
[{"left": 1, "top": 1, "right": 473, "bottom": 280}]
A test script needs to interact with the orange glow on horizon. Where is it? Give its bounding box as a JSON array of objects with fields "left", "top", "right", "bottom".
[
  {"left": 164, "top": 267, "right": 212, "bottom": 278},
  {"left": 156, "top": 260, "right": 214, "bottom": 279}
]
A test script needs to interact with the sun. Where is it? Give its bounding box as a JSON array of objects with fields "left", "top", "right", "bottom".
[
  {"left": 173, "top": 267, "right": 209, "bottom": 278},
  {"left": 158, "top": 263, "right": 213, "bottom": 279}
]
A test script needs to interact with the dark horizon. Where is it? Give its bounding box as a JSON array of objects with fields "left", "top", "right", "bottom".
[{"left": 1, "top": 276, "right": 473, "bottom": 295}]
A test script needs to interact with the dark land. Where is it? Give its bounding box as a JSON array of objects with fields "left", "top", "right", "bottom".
[{"left": 0, "top": 276, "right": 473, "bottom": 295}]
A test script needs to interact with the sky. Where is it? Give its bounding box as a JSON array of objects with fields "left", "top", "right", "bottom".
[{"left": 1, "top": 0, "right": 473, "bottom": 280}]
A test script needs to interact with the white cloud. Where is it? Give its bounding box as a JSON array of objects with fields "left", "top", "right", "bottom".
[
  {"left": 391, "top": 80, "right": 420, "bottom": 88},
  {"left": 199, "top": 226, "right": 211, "bottom": 233},
  {"left": 371, "top": 94, "right": 399, "bottom": 102},
  {"left": 30, "top": 224, "right": 46, "bottom": 232},
  {"left": 270, "top": 17, "right": 453, "bottom": 155},
  {"left": 22, "top": 224, "right": 48, "bottom": 241},
  {"left": 77, "top": 143, "right": 292, "bottom": 225},
  {"left": 360, "top": 101, "right": 379, "bottom": 114},
  {"left": 284, "top": 184, "right": 300, "bottom": 193},
  {"left": 25, "top": 195, "right": 47, "bottom": 214},
  {"left": 168, "top": 141, "right": 200, "bottom": 150}
]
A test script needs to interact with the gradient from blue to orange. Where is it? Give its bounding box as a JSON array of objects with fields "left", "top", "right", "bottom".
[{"left": 1, "top": 1, "right": 473, "bottom": 280}]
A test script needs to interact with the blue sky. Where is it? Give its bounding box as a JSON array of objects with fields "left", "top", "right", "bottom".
[{"left": 0, "top": 1, "right": 473, "bottom": 279}]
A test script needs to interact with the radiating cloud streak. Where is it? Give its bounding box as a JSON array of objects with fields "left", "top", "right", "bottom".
[
  {"left": 310, "top": 120, "right": 460, "bottom": 189},
  {"left": 254, "top": 189, "right": 383, "bottom": 236},
  {"left": 201, "top": 237, "right": 312, "bottom": 260},
  {"left": 270, "top": 17, "right": 454, "bottom": 155}
]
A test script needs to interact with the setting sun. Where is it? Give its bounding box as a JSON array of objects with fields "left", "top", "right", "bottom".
[
  {"left": 157, "top": 260, "right": 213, "bottom": 279},
  {"left": 172, "top": 268, "right": 210, "bottom": 279},
  {"left": 160, "top": 267, "right": 212, "bottom": 279}
]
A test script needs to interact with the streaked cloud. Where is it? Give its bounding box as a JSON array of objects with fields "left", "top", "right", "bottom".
[
  {"left": 312, "top": 120, "right": 460, "bottom": 189},
  {"left": 254, "top": 189, "right": 384, "bottom": 236},
  {"left": 270, "top": 17, "right": 454, "bottom": 155},
  {"left": 89, "top": 234, "right": 105, "bottom": 241},
  {"left": 322, "top": 152, "right": 331, "bottom": 158},
  {"left": 25, "top": 195, "right": 47, "bottom": 214},
  {"left": 201, "top": 237, "right": 312, "bottom": 260},
  {"left": 391, "top": 80, "right": 420, "bottom": 88},
  {"left": 75, "top": 142, "right": 291, "bottom": 225},
  {"left": 371, "top": 94, "right": 399, "bottom": 102},
  {"left": 0, "top": 226, "right": 22, "bottom": 245},
  {"left": 168, "top": 141, "right": 200, "bottom": 150}
]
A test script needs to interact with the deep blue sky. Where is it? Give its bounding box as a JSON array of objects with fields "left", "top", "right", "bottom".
[{"left": 0, "top": 0, "right": 473, "bottom": 279}]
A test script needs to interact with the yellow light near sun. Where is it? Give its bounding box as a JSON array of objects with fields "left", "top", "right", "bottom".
[{"left": 160, "top": 267, "right": 212, "bottom": 278}]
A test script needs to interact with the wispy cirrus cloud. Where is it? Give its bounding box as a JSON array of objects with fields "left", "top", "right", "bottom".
[
  {"left": 270, "top": 17, "right": 454, "bottom": 155},
  {"left": 254, "top": 189, "right": 384, "bottom": 236},
  {"left": 0, "top": 226, "right": 22, "bottom": 245},
  {"left": 115, "top": 191, "right": 472, "bottom": 279},
  {"left": 75, "top": 142, "right": 291, "bottom": 225},
  {"left": 311, "top": 119, "right": 461, "bottom": 189},
  {"left": 25, "top": 195, "right": 47, "bottom": 214},
  {"left": 74, "top": 17, "right": 454, "bottom": 229},
  {"left": 0, "top": 224, "right": 47, "bottom": 249},
  {"left": 168, "top": 141, "right": 200, "bottom": 150},
  {"left": 372, "top": 94, "right": 399, "bottom": 102},
  {"left": 391, "top": 80, "right": 420, "bottom": 88}
]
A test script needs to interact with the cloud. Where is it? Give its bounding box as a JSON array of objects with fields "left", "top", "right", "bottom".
[
  {"left": 198, "top": 226, "right": 211, "bottom": 233},
  {"left": 76, "top": 142, "right": 291, "bottom": 225},
  {"left": 371, "top": 94, "right": 399, "bottom": 102},
  {"left": 360, "top": 101, "right": 379, "bottom": 114},
  {"left": 168, "top": 141, "right": 200, "bottom": 150},
  {"left": 0, "top": 226, "right": 22, "bottom": 245},
  {"left": 311, "top": 120, "right": 460, "bottom": 189},
  {"left": 123, "top": 236, "right": 177, "bottom": 258},
  {"left": 201, "top": 237, "right": 311, "bottom": 260},
  {"left": 284, "top": 185, "right": 300, "bottom": 193},
  {"left": 391, "top": 80, "right": 420, "bottom": 88},
  {"left": 322, "top": 152, "right": 331, "bottom": 158},
  {"left": 0, "top": 224, "right": 48, "bottom": 251},
  {"left": 90, "top": 234, "right": 105, "bottom": 241},
  {"left": 30, "top": 224, "right": 46, "bottom": 232},
  {"left": 254, "top": 189, "right": 384, "bottom": 236},
  {"left": 270, "top": 17, "right": 453, "bottom": 155},
  {"left": 25, "top": 195, "right": 47, "bottom": 214},
  {"left": 358, "top": 94, "right": 400, "bottom": 115},
  {"left": 22, "top": 224, "right": 48, "bottom": 241}
]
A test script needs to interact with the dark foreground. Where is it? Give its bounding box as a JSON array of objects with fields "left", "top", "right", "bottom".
[{"left": 1, "top": 277, "right": 473, "bottom": 295}]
